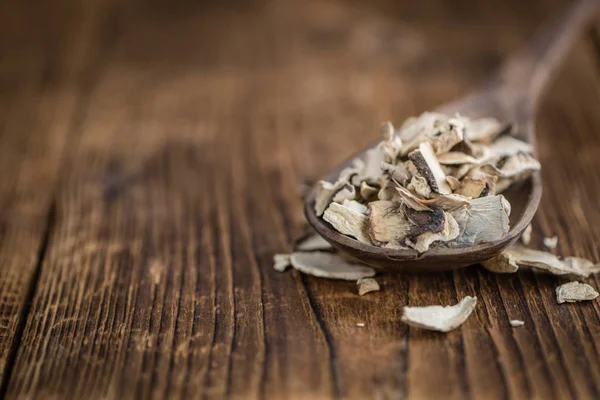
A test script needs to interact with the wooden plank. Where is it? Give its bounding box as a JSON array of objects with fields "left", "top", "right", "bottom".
[
  {"left": 4, "top": 0, "right": 600, "bottom": 398},
  {"left": 0, "top": 0, "right": 111, "bottom": 392}
]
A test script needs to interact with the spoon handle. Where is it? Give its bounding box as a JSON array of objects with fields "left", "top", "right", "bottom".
[{"left": 496, "top": 0, "right": 600, "bottom": 113}]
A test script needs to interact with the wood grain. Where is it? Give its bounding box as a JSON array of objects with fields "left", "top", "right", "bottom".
[
  {"left": 1, "top": 0, "right": 600, "bottom": 399},
  {"left": 0, "top": 0, "right": 111, "bottom": 392}
]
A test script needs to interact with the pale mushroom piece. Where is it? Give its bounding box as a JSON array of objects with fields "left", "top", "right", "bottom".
[
  {"left": 295, "top": 233, "right": 333, "bottom": 251},
  {"left": 395, "top": 185, "right": 432, "bottom": 212},
  {"left": 437, "top": 152, "right": 479, "bottom": 165},
  {"left": 503, "top": 247, "right": 600, "bottom": 279},
  {"left": 407, "top": 174, "right": 432, "bottom": 198},
  {"left": 397, "top": 111, "right": 447, "bottom": 142},
  {"left": 481, "top": 252, "right": 519, "bottom": 273},
  {"left": 447, "top": 195, "right": 510, "bottom": 248},
  {"left": 323, "top": 202, "right": 372, "bottom": 244},
  {"left": 342, "top": 199, "right": 368, "bottom": 214},
  {"left": 464, "top": 118, "right": 505, "bottom": 142},
  {"left": 401, "top": 296, "right": 477, "bottom": 332},
  {"left": 353, "top": 145, "right": 386, "bottom": 185},
  {"left": 446, "top": 175, "right": 462, "bottom": 191},
  {"left": 489, "top": 135, "right": 533, "bottom": 157},
  {"left": 408, "top": 142, "right": 452, "bottom": 195},
  {"left": 357, "top": 278, "right": 380, "bottom": 295},
  {"left": 314, "top": 180, "right": 338, "bottom": 217},
  {"left": 521, "top": 224, "right": 532, "bottom": 245},
  {"left": 543, "top": 235, "right": 558, "bottom": 249},
  {"left": 406, "top": 212, "right": 460, "bottom": 253},
  {"left": 454, "top": 176, "right": 487, "bottom": 198},
  {"left": 509, "top": 320, "right": 525, "bottom": 327},
  {"left": 429, "top": 123, "right": 464, "bottom": 154},
  {"left": 556, "top": 281, "right": 599, "bottom": 304},
  {"left": 380, "top": 121, "right": 403, "bottom": 162},
  {"left": 381, "top": 161, "right": 410, "bottom": 185},
  {"left": 273, "top": 254, "right": 292, "bottom": 272},
  {"left": 484, "top": 153, "right": 541, "bottom": 179},
  {"left": 563, "top": 257, "right": 600, "bottom": 275},
  {"left": 290, "top": 251, "right": 376, "bottom": 281},
  {"left": 420, "top": 194, "right": 470, "bottom": 211},
  {"left": 367, "top": 201, "right": 411, "bottom": 245},
  {"left": 359, "top": 181, "right": 379, "bottom": 201},
  {"left": 332, "top": 184, "right": 356, "bottom": 204}
]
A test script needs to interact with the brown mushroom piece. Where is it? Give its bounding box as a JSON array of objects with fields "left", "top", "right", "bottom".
[
  {"left": 367, "top": 200, "right": 411, "bottom": 246},
  {"left": 408, "top": 142, "right": 452, "bottom": 195}
]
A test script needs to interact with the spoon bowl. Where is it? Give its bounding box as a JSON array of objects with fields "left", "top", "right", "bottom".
[{"left": 305, "top": 0, "right": 597, "bottom": 273}]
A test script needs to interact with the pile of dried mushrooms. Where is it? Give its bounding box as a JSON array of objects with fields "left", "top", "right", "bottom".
[
  {"left": 271, "top": 113, "right": 600, "bottom": 334},
  {"left": 315, "top": 112, "right": 540, "bottom": 252}
]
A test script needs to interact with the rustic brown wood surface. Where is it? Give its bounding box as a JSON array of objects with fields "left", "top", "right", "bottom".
[{"left": 1, "top": 0, "right": 600, "bottom": 398}]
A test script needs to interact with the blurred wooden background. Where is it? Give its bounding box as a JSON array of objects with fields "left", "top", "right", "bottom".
[{"left": 1, "top": 0, "right": 600, "bottom": 398}]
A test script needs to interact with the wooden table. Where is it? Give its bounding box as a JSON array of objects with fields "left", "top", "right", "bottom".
[{"left": 1, "top": 0, "right": 600, "bottom": 398}]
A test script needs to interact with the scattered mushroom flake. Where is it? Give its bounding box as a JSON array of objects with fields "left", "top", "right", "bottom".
[
  {"left": 502, "top": 247, "right": 600, "bottom": 279},
  {"left": 556, "top": 281, "right": 599, "bottom": 304},
  {"left": 313, "top": 112, "right": 540, "bottom": 253},
  {"left": 521, "top": 224, "right": 532, "bottom": 245},
  {"left": 543, "top": 235, "right": 558, "bottom": 249},
  {"left": 481, "top": 251, "right": 518, "bottom": 273},
  {"left": 401, "top": 296, "right": 477, "bottom": 332},
  {"left": 273, "top": 254, "right": 291, "bottom": 272},
  {"left": 510, "top": 320, "right": 525, "bottom": 327},
  {"left": 290, "top": 252, "right": 375, "bottom": 281},
  {"left": 357, "top": 278, "right": 380, "bottom": 295},
  {"left": 295, "top": 232, "right": 333, "bottom": 251}
]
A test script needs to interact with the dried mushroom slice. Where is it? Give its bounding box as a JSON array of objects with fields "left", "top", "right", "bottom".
[
  {"left": 381, "top": 162, "right": 410, "bottom": 185},
  {"left": 481, "top": 252, "right": 518, "bottom": 273},
  {"left": 437, "top": 152, "right": 479, "bottom": 165},
  {"left": 493, "top": 153, "right": 541, "bottom": 178},
  {"left": 342, "top": 199, "right": 368, "bottom": 214},
  {"left": 359, "top": 181, "right": 379, "bottom": 201},
  {"left": 353, "top": 145, "right": 386, "bottom": 185},
  {"left": 368, "top": 201, "right": 410, "bottom": 245},
  {"left": 406, "top": 212, "right": 459, "bottom": 253},
  {"left": 407, "top": 174, "right": 432, "bottom": 198},
  {"left": 408, "top": 142, "right": 452, "bottom": 194},
  {"left": 295, "top": 233, "right": 333, "bottom": 251},
  {"left": 504, "top": 247, "right": 600, "bottom": 279},
  {"left": 543, "top": 236, "right": 558, "bottom": 249},
  {"left": 556, "top": 281, "right": 599, "bottom": 304},
  {"left": 521, "top": 224, "right": 532, "bottom": 245},
  {"left": 464, "top": 118, "right": 505, "bottom": 142},
  {"left": 323, "top": 202, "right": 371, "bottom": 244},
  {"left": 446, "top": 175, "right": 462, "bottom": 191},
  {"left": 357, "top": 278, "right": 380, "bottom": 295},
  {"left": 563, "top": 257, "right": 600, "bottom": 275},
  {"left": 489, "top": 136, "right": 533, "bottom": 157},
  {"left": 447, "top": 195, "right": 509, "bottom": 248},
  {"left": 397, "top": 112, "right": 446, "bottom": 147},
  {"left": 290, "top": 252, "right": 376, "bottom": 281},
  {"left": 454, "top": 176, "right": 487, "bottom": 198},
  {"left": 401, "top": 296, "right": 477, "bottom": 332},
  {"left": 429, "top": 118, "right": 465, "bottom": 154},
  {"left": 332, "top": 184, "right": 356, "bottom": 204},
  {"left": 419, "top": 194, "right": 469, "bottom": 211},
  {"left": 380, "top": 121, "right": 403, "bottom": 162},
  {"left": 395, "top": 185, "right": 432, "bottom": 212},
  {"left": 273, "top": 254, "right": 291, "bottom": 272}
]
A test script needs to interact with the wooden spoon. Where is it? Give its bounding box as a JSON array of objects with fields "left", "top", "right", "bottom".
[{"left": 305, "top": 0, "right": 600, "bottom": 273}]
